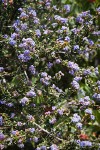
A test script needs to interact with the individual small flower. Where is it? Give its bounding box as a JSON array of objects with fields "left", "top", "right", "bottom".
[
  {"left": 9, "top": 38, "right": 16, "bottom": 46},
  {"left": 65, "top": 36, "right": 70, "bottom": 42},
  {"left": 0, "top": 133, "right": 5, "bottom": 141},
  {"left": 83, "top": 69, "right": 91, "bottom": 75},
  {"left": 73, "top": 76, "right": 82, "bottom": 82},
  {"left": 20, "top": 12, "right": 28, "bottom": 19},
  {"left": 55, "top": 59, "right": 61, "bottom": 64},
  {"left": 72, "top": 113, "right": 81, "bottom": 123},
  {"left": 11, "top": 130, "right": 19, "bottom": 136},
  {"left": 57, "top": 109, "right": 64, "bottom": 115},
  {"left": 40, "top": 145, "right": 47, "bottom": 150},
  {"left": 10, "top": 113, "right": 15, "bottom": 118},
  {"left": 49, "top": 117, "right": 56, "bottom": 124},
  {"left": 76, "top": 122, "right": 82, "bottom": 130},
  {"left": 85, "top": 109, "right": 92, "bottom": 114},
  {"left": 35, "top": 29, "right": 41, "bottom": 37},
  {"left": 90, "top": 115, "right": 95, "bottom": 120},
  {"left": 29, "top": 65, "right": 36, "bottom": 75},
  {"left": 47, "top": 62, "right": 53, "bottom": 69},
  {"left": 0, "top": 116, "right": 3, "bottom": 126},
  {"left": 50, "top": 144, "right": 58, "bottom": 150},
  {"left": 41, "top": 72, "right": 48, "bottom": 77},
  {"left": 73, "top": 45, "right": 79, "bottom": 50},
  {"left": 0, "top": 67, "right": 4, "bottom": 72},
  {"left": 26, "top": 90, "right": 36, "bottom": 97},
  {"left": 71, "top": 80, "right": 80, "bottom": 90},
  {"left": 29, "top": 128, "right": 35, "bottom": 133},
  {"left": 79, "top": 96, "right": 90, "bottom": 106},
  {"left": 76, "top": 16, "right": 84, "bottom": 24},
  {"left": 20, "top": 97, "right": 29, "bottom": 105},
  {"left": 33, "top": 137, "right": 39, "bottom": 143},
  {"left": 64, "top": 5, "right": 70, "bottom": 13},
  {"left": 79, "top": 141, "right": 92, "bottom": 147}
]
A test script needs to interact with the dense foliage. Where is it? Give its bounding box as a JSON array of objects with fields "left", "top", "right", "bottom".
[{"left": 0, "top": 0, "right": 100, "bottom": 150}]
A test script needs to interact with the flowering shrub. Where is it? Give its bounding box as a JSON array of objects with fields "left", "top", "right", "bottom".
[{"left": 0, "top": 0, "right": 100, "bottom": 150}]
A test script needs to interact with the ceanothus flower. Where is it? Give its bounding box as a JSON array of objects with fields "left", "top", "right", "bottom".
[
  {"left": 72, "top": 113, "right": 81, "bottom": 123},
  {"left": 26, "top": 90, "right": 36, "bottom": 97},
  {"left": 64, "top": 5, "right": 70, "bottom": 13},
  {"left": 0, "top": 67, "right": 4, "bottom": 72},
  {"left": 76, "top": 122, "right": 82, "bottom": 130},
  {"left": 20, "top": 97, "right": 29, "bottom": 105},
  {"left": 71, "top": 80, "right": 80, "bottom": 90},
  {"left": 85, "top": 109, "right": 92, "bottom": 114}
]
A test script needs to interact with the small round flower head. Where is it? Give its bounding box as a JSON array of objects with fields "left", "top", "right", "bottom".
[
  {"left": 20, "top": 97, "right": 29, "bottom": 105},
  {"left": 71, "top": 80, "right": 80, "bottom": 90},
  {"left": 83, "top": 69, "right": 91, "bottom": 76},
  {"left": 65, "top": 36, "right": 70, "bottom": 42},
  {"left": 33, "top": 137, "right": 38, "bottom": 143},
  {"left": 72, "top": 113, "right": 81, "bottom": 123},
  {"left": 73, "top": 45, "right": 79, "bottom": 50},
  {"left": 0, "top": 67, "right": 4, "bottom": 72},
  {"left": 9, "top": 38, "right": 16, "bottom": 46},
  {"left": 73, "top": 76, "right": 82, "bottom": 82},
  {"left": 57, "top": 109, "right": 64, "bottom": 115},
  {"left": 76, "top": 122, "right": 82, "bottom": 130},
  {"left": 90, "top": 115, "right": 95, "bottom": 120},
  {"left": 40, "top": 145, "right": 47, "bottom": 150},
  {"left": 85, "top": 109, "right": 92, "bottom": 114},
  {"left": 35, "top": 29, "right": 41, "bottom": 37},
  {"left": 41, "top": 72, "right": 48, "bottom": 77},
  {"left": 29, "top": 128, "right": 35, "bottom": 133},
  {"left": 64, "top": 4, "right": 70, "bottom": 13},
  {"left": 50, "top": 144, "right": 58, "bottom": 150},
  {"left": 55, "top": 59, "right": 61, "bottom": 64},
  {"left": 29, "top": 65, "right": 36, "bottom": 75},
  {"left": 49, "top": 117, "right": 56, "bottom": 124},
  {"left": 79, "top": 141, "right": 92, "bottom": 147},
  {"left": 0, "top": 133, "right": 5, "bottom": 140},
  {"left": 26, "top": 90, "right": 36, "bottom": 97}
]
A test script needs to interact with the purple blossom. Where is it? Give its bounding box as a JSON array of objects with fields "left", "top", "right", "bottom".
[
  {"left": 35, "top": 29, "right": 41, "bottom": 37},
  {"left": 65, "top": 36, "right": 70, "bottom": 42},
  {"left": 26, "top": 90, "right": 36, "bottom": 97},
  {"left": 72, "top": 113, "right": 81, "bottom": 123},
  {"left": 76, "top": 122, "right": 82, "bottom": 130},
  {"left": 64, "top": 5, "right": 70, "bottom": 13},
  {"left": 71, "top": 80, "right": 80, "bottom": 90},
  {"left": 55, "top": 59, "right": 61, "bottom": 64},
  {"left": 73, "top": 76, "right": 82, "bottom": 82},
  {"left": 40, "top": 146, "right": 47, "bottom": 150},
  {"left": 29, "top": 65, "right": 36, "bottom": 75},
  {"left": 47, "top": 62, "right": 53, "bottom": 69},
  {"left": 90, "top": 115, "right": 95, "bottom": 120},
  {"left": 20, "top": 12, "right": 28, "bottom": 19},
  {"left": 0, "top": 67, "right": 4, "bottom": 72},
  {"left": 0, "top": 116, "right": 3, "bottom": 126},
  {"left": 29, "top": 128, "right": 35, "bottom": 133},
  {"left": 0, "top": 133, "right": 5, "bottom": 141},
  {"left": 49, "top": 117, "right": 56, "bottom": 124},
  {"left": 79, "top": 141, "right": 92, "bottom": 147},
  {"left": 73, "top": 45, "right": 79, "bottom": 50},
  {"left": 50, "top": 144, "right": 58, "bottom": 150},
  {"left": 83, "top": 69, "right": 91, "bottom": 76},
  {"left": 85, "top": 109, "right": 92, "bottom": 114},
  {"left": 9, "top": 38, "right": 16, "bottom": 46},
  {"left": 20, "top": 97, "right": 29, "bottom": 105},
  {"left": 79, "top": 96, "right": 90, "bottom": 106},
  {"left": 57, "top": 109, "right": 64, "bottom": 115}
]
